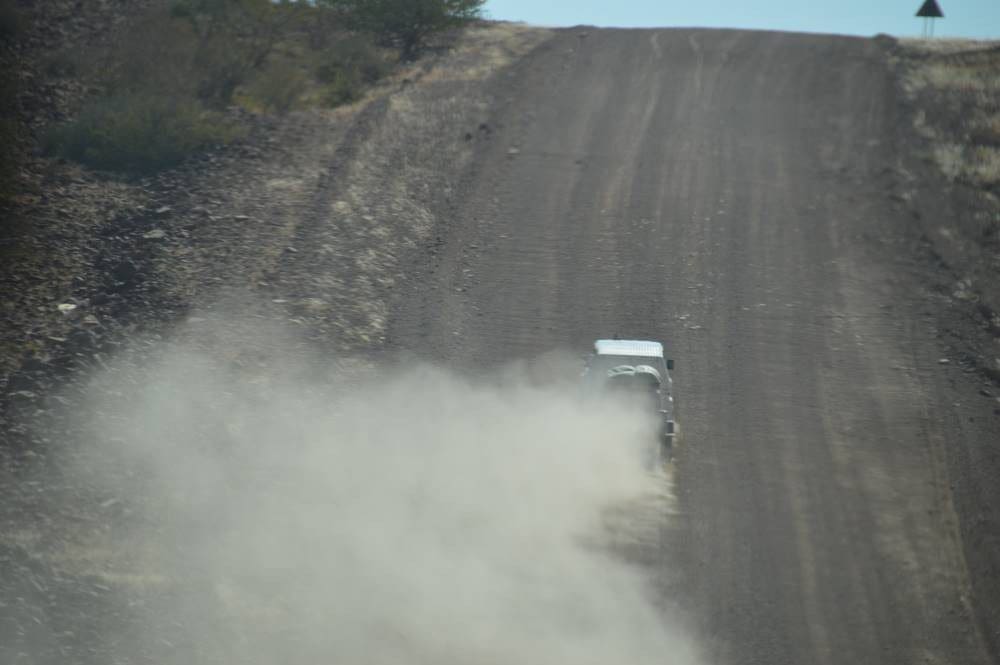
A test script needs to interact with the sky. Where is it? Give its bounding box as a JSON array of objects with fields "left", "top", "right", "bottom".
[{"left": 483, "top": 0, "right": 1000, "bottom": 40}]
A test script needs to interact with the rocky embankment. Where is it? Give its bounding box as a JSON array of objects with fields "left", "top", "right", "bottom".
[
  {"left": 1, "top": 6, "right": 547, "bottom": 453},
  {"left": 2, "top": 11, "right": 548, "bottom": 662}
]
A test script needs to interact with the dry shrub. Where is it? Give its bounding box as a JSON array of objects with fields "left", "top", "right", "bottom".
[
  {"left": 317, "top": 35, "right": 392, "bottom": 85},
  {"left": 934, "top": 144, "right": 965, "bottom": 181},
  {"left": 322, "top": 0, "right": 484, "bottom": 60},
  {"left": 168, "top": 0, "right": 319, "bottom": 107},
  {"left": 316, "top": 35, "right": 392, "bottom": 107},
  {"left": 904, "top": 45, "right": 1000, "bottom": 188},
  {"left": 319, "top": 69, "right": 360, "bottom": 107},
  {"left": 40, "top": 1, "right": 400, "bottom": 172},
  {"left": 969, "top": 114, "right": 1000, "bottom": 147},
  {"left": 44, "top": 93, "right": 242, "bottom": 174},
  {"left": 932, "top": 143, "right": 1000, "bottom": 187},
  {"left": 246, "top": 59, "right": 308, "bottom": 113},
  {"left": 921, "top": 63, "right": 996, "bottom": 93},
  {"left": 103, "top": 8, "right": 200, "bottom": 99},
  {"left": 41, "top": 2, "right": 274, "bottom": 173},
  {"left": 969, "top": 146, "right": 1000, "bottom": 186},
  {"left": 102, "top": 1, "right": 299, "bottom": 108},
  {"left": 300, "top": 3, "right": 344, "bottom": 50}
]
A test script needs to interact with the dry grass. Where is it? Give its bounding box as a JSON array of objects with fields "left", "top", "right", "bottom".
[
  {"left": 968, "top": 146, "right": 1000, "bottom": 185},
  {"left": 933, "top": 143, "right": 965, "bottom": 180},
  {"left": 917, "top": 62, "right": 1000, "bottom": 95},
  {"left": 897, "top": 38, "right": 1000, "bottom": 55},
  {"left": 900, "top": 41, "right": 1000, "bottom": 188},
  {"left": 934, "top": 144, "right": 1000, "bottom": 186},
  {"left": 419, "top": 22, "right": 548, "bottom": 82}
]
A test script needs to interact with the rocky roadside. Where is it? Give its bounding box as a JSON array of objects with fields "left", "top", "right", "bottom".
[
  {"left": 883, "top": 38, "right": 1000, "bottom": 659},
  {"left": 1, "top": 13, "right": 550, "bottom": 662},
  {"left": 1, "top": 7, "right": 549, "bottom": 453},
  {"left": 885, "top": 40, "right": 1000, "bottom": 387}
]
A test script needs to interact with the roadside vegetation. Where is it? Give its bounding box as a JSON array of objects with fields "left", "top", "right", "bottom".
[
  {"left": 895, "top": 40, "right": 1000, "bottom": 351},
  {"left": 902, "top": 42, "right": 1000, "bottom": 191},
  {"left": 326, "top": 0, "right": 486, "bottom": 61},
  {"left": 40, "top": 0, "right": 485, "bottom": 174}
]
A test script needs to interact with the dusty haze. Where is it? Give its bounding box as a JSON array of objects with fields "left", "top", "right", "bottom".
[{"left": 49, "top": 314, "right": 702, "bottom": 664}]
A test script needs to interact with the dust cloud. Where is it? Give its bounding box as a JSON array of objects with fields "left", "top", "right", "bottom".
[{"left": 67, "top": 318, "right": 702, "bottom": 665}]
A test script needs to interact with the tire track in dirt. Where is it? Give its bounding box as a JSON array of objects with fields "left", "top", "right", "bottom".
[{"left": 388, "top": 28, "right": 997, "bottom": 664}]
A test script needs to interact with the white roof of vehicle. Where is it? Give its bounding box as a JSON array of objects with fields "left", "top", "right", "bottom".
[{"left": 594, "top": 339, "right": 664, "bottom": 358}]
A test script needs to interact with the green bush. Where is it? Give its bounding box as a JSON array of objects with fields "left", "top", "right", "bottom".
[
  {"left": 44, "top": 93, "right": 242, "bottom": 173},
  {"left": 320, "top": 69, "right": 362, "bottom": 107},
  {"left": 322, "top": 0, "right": 484, "bottom": 60}
]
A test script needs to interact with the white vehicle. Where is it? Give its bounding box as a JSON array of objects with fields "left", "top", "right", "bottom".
[{"left": 583, "top": 338, "right": 678, "bottom": 459}]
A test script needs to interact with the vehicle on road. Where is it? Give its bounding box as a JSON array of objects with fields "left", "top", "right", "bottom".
[{"left": 583, "top": 339, "right": 678, "bottom": 464}]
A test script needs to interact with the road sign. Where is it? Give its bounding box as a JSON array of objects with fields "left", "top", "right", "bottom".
[
  {"left": 916, "top": 0, "right": 944, "bottom": 37},
  {"left": 916, "top": 0, "right": 944, "bottom": 18}
]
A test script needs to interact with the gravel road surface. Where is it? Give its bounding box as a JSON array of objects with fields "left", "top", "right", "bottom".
[{"left": 389, "top": 28, "right": 997, "bottom": 665}]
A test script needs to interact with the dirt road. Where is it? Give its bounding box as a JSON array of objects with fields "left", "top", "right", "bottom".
[{"left": 389, "top": 29, "right": 998, "bottom": 664}]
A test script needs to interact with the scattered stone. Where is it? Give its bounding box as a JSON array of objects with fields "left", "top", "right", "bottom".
[
  {"left": 56, "top": 303, "right": 76, "bottom": 313},
  {"left": 142, "top": 229, "right": 166, "bottom": 240}
]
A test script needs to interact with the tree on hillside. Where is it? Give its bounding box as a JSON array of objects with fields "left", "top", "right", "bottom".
[{"left": 323, "top": 0, "right": 484, "bottom": 60}]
